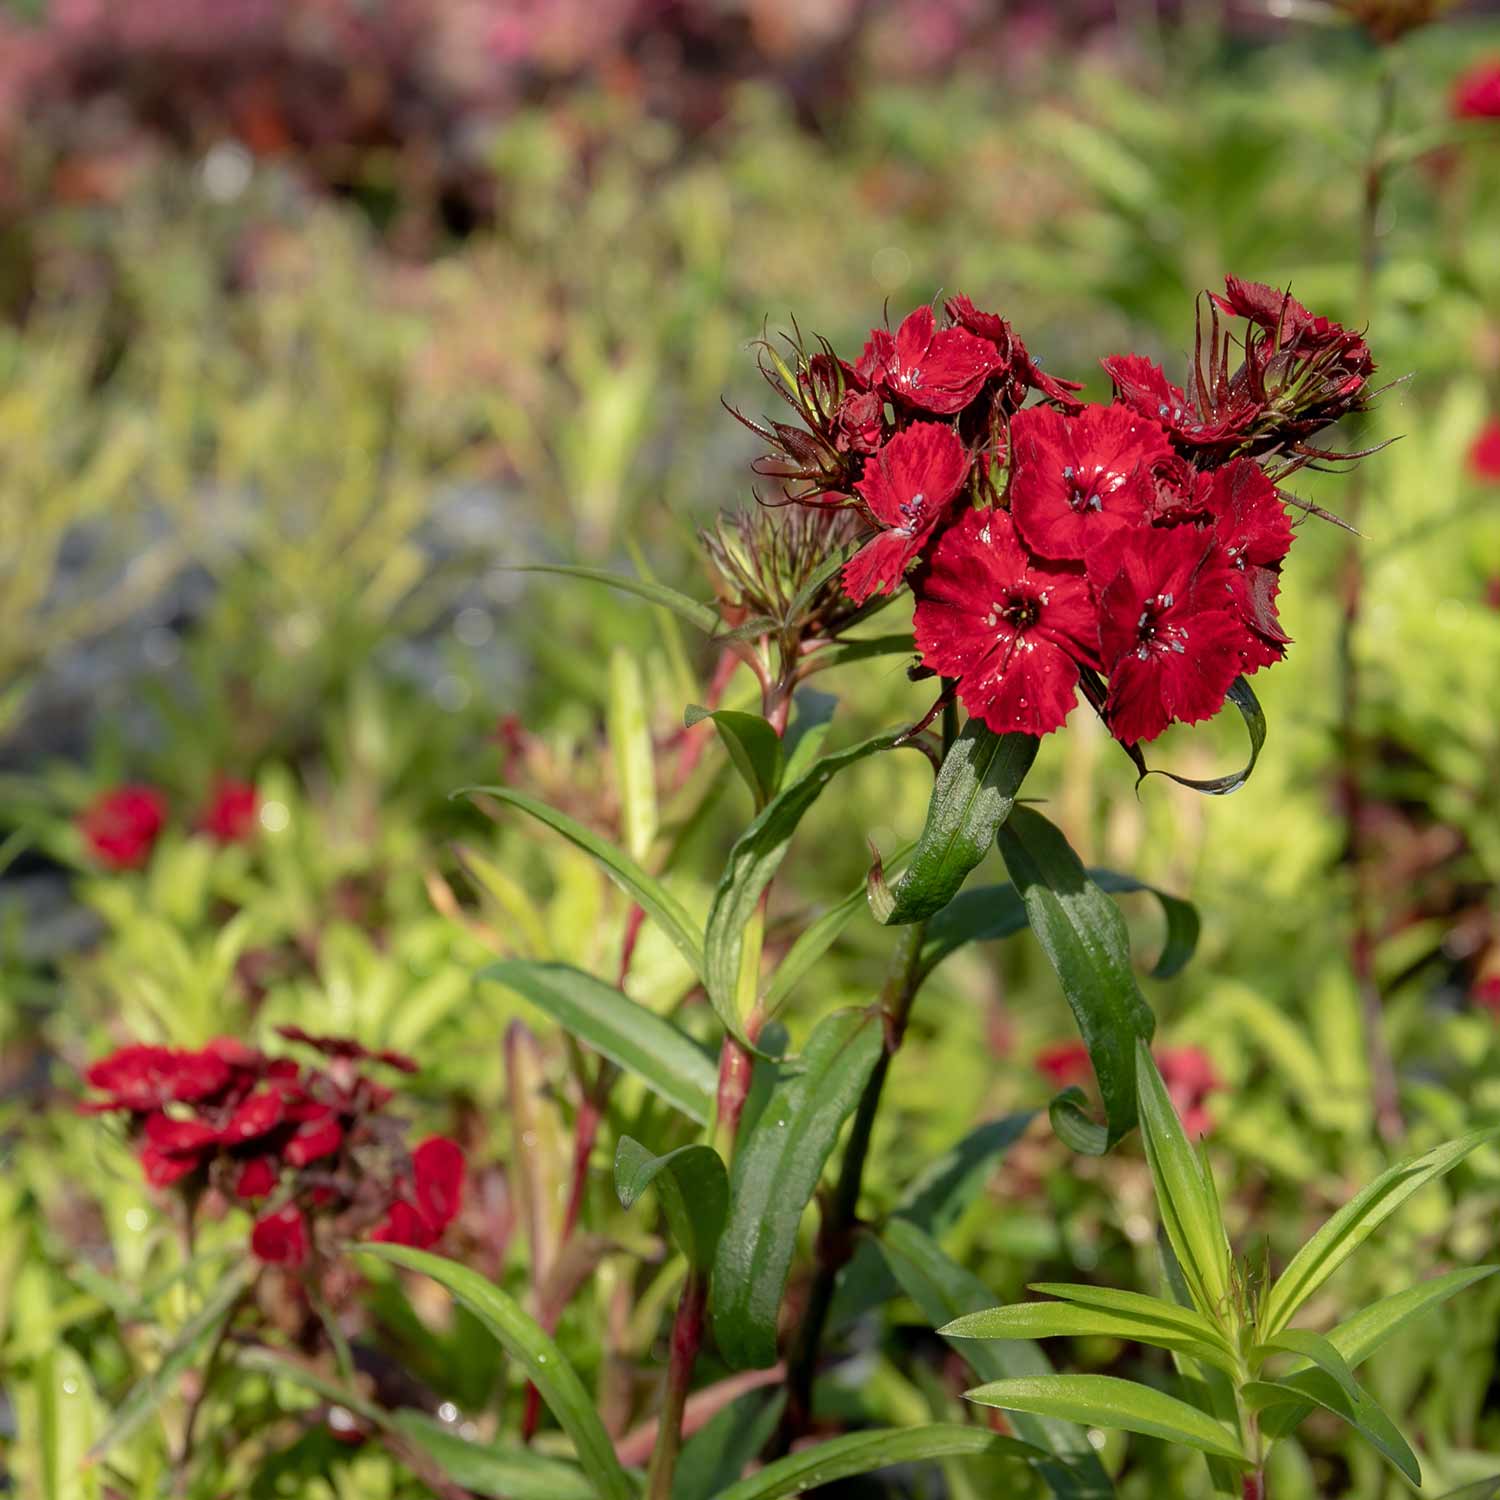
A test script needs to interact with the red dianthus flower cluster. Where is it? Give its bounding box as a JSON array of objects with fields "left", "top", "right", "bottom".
[
  {"left": 78, "top": 777, "right": 260, "bottom": 869},
  {"left": 741, "top": 279, "right": 1376, "bottom": 744},
  {"left": 82, "top": 1028, "right": 464, "bottom": 1266}
]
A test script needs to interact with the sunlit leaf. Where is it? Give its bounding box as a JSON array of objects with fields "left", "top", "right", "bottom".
[
  {"left": 610, "top": 650, "right": 659, "bottom": 860},
  {"left": 614, "top": 1137, "right": 728, "bottom": 1272},
  {"left": 965, "top": 1374, "right": 1246, "bottom": 1465},
  {"left": 711, "top": 1008, "right": 884, "bottom": 1369},
  {"left": 685, "top": 706, "right": 783, "bottom": 810},
  {"left": 482, "top": 960, "right": 716, "bottom": 1124},
  {"left": 1243, "top": 1372, "right": 1419, "bottom": 1485}
]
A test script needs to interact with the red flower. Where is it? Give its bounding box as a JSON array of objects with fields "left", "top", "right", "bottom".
[
  {"left": 832, "top": 387, "right": 886, "bottom": 455},
  {"left": 1452, "top": 58, "right": 1500, "bottom": 120},
  {"left": 944, "top": 294, "right": 1084, "bottom": 410},
  {"left": 275, "top": 1025, "right": 419, "bottom": 1074},
  {"left": 199, "top": 778, "right": 258, "bottom": 843},
  {"left": 1474, "top": 974, "right": 1500, "bottom": 1017},
  {"left": 1009, "top": 403, "right": 1170, "bottom": 561},
  {"left": 252, "top": 1205, "right": 310, "bottom": 1266},
  {"left": 412, "top": 1137, "right": 465, "bottom": 1230},
  {"left": 234, "top": 1157, "right": 280, "bottom": 1199},
  {"left": 1194, "top": 459, "right": 1295, "bottom": 670},
  {"left": 1094, "top": 527, "right": 1245, "bottom": 745},
  {"left": 83, "top": 1044, "right": 233, "bottom": 1113},
  {"left": 1101, "top": 353, "right": 1256, "bottom": 462},
  {"left": 1469, "top": 420, "right": 1500, "bottom": 482},
  {"left": 842, "top": 422, "right": 971, "bottom": 602},
  {"left": 913, "top": 508, "right": 1098, "bottom": 736},
  {"left": 856, "top": 305, "right": 1002, "bottom": 415},
  {"left": 1035, "top": 1041, "right": 1091, "bottom": 1089},
  {"left": 78, "top": 785, "right": 167, "bottom": 870},
  {"left": 283, "top": 1111, "right": 344, "bottom": 1167},
  {"left": 220, "top": 1089, "right": 285, "bottom": 1145},
  {"left": 140, "top": 1111, "right": 220, "bottom": 1187},
  {"left": 1157, "top": 1046, "right": 1220, "bottom": 1137},
  {"left": 370, "top": 1199, "right": 439, "bottom": 1249}
]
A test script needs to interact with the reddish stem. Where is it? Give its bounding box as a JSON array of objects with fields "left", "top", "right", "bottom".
[
  {"left": 645, "top": 1271, "right": 708, "bottom": 1500},
  {"left": 1243, "top": 1471, "right": 1266, "bottom": 1500}
]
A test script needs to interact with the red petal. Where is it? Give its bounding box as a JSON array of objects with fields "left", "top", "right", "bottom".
[
  {"left": 284, "top": 1114, "right": 343, "bottom": 1167},
  {"left": 412, "top": 1137, "right": 466, "bottom": 1229},
  {"left": 251, "top": 1205, "right": 309, "bottom": 1266},
  {"left": 853, "top": 422, "right": 970, "bottom": 528},
  {"left": 233, "top": 1156, "right": 280, "bottom": 1199}
]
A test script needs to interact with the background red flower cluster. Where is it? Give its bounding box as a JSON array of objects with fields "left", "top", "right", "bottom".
[
  {"left": 78, "top": 777, "right": 259, "bottom": 869},
  {"left": 83, "top": 1028, "right": 464, "bottom": 1266},
  {"left": 749, "top": 280, "right": 1376, "bottom": 744}
]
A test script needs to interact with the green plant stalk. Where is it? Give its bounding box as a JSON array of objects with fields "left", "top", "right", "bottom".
[
  {"left": 644, "top": 1269, "right": 708, "bottom": 1500},
  {"left": 1338, "top": 56, "right": 1403, "bottom": 1145},
  {"left": 779, "top": 688, "right": 960, "bottom": 1441}
]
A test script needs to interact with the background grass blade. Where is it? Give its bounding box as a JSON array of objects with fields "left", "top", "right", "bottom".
[
  {"left": 711, "top": 1424, "right": 1038, "bottom": 1500},
  {"left": 465, "top": 787, "right": 705, "bottom": 979},
  {"left": 512, "top": 564, "right": 720, "bottom": 636},
  {"left": 482, "top": 959, "right": 716, "bottom": 1123},
  {"left": 355, "top": 1244, "right": 635, "bottom": 1500},
  {"left": 710, "top": 1007, "right": 884, "bottom": 1369}
]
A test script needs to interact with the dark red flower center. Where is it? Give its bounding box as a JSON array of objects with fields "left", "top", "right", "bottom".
[
  {"left": 1061, "top": 462, "right": 1122, "bottom": 512},
  {"left": 1133, "top": 593, "right": 1189, "bottom": 658},
  {"left": 995, "top": 590, "right": 1041, "bottom": 631}
]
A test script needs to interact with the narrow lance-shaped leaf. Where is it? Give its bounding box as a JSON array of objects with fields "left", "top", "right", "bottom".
[
  {"left": 482, "top": 960, "right": 716, "bottom": 1124},
  {"left": 1258, "top": 1266, "right": 1499, "bottom": 1442},
  {"left": 966, "top": 1375, "right": 1247, "bottom": 1466},
  {"left": 87, "top": 1258, "right": 255, "bottom": 1463},
  {"left": 355, "top": 1245, "right": 635, "bottom": 1500},
  {"left": 1132, "top": 675, "right": 1265, "bottom": 796},
  {"left": 614, "top": 1137, "right": 728, "bottom": 1272},
  {"left": 1260, "top": 1125, "right": 1500, "bottom": 1338},
  {"left": 1252, "top": 1328, "right": 1361, "bottom": 1406},
  {"left": 673, "top": 1390, "right": 787, "bottom": 1500},
  {"left": 609, "top": 649, "right": 659, "bottom": 860},
  {"left": 704, "top": 728, "right": 915, "bottom": 1039},
  {"left": 944, "top": 1300, "right": 1237, "bottom": 1378},
  {"left": 918, "top": 871, "right": 1199, "bottom": 985},
  {"left": 1135, "top": 1038, "right": 1231, "bottom": 1319},
  {"left": 685, "top": 706, "right": 783, "bottom": 810},
  {"left": 712, "top": 1425, "right": 1038, "bottom": 1500},
  {"left": 711, "top": 1008, "right": 884, "bottom": 1370},
  {"left": 996, "top": 806, "right": 1156, "bottom": 1151},
  {"left": 464, "top": 787, "right": 705, "bottom": 979},
  {"left": 876, "top": 1219, "right": 1116, "bottom": 1500},
  {"left": 511, "top": 564, "right": 721, "bottom": 636},
  {"left": 1029, "top": 1284, "right": 1239, "bottom": 1364},
  {"left": 869, "top": 722, "right": 1037, "bottom": 925},
  {"left": 1243, "top": 1372, "right": 1420, "bottom": 1485}
]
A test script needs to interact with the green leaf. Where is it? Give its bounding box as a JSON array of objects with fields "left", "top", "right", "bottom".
[
  {"left": 895, "top": 1112, "right": 1034, "bottom": 1238},
  {"left": 703, "top": 727, "right": 912, "bottom": 1037},
  {"left": 1243, "top": 1372, "right": 1419, "bottom": 1485},
  {"left": 614, "top": 1137, "right": 728, "bottom": 1271},
  {"left": 710, "top": 1007, "right": 885, "bottom": 1369},
  {"left": 996, "top": 806, "right": 1156, "bottom": 1150},
  {"left": 465, "top": 787, "right": 704, "bottom": 979},
  {"left": 942, "top": 1299, "right": 1236, "bottom": 1378},
  {"left": 685, "top": 706, "right": 782, "bottom": 810},
  {"left": 780, "top": 691, "right": 837, "bottom": 782},
  {"left": 712, "top": 1425, "right": 1037, "bottom": 1500},
  {"left": 1135, "top": 1039, "right": 1231, "bottom": 1319},
  {"left": 25, "top": 1344, "right": 100, "bottom": 1500},
  {"left": 673, "top": 1389, "right": 786, "bottom": 1500},
  {"left": 1435, "top": 1480, "right": 1500, "bottom": 1500},
  {"left": 761, "top": 840, "right": 915, "bottom": 1015},
  {"left": 609, "top": 650, "right": 659, "bottom": 860},
  {"left": 1259, "top": 1267, "right": 1499, "bottom": 1443},
  {"left": 512, "top": 564, "right": 720, "bottom": 636},
  {"left": 917, "top": 872, "right": 1199, "bottom": 986},
  {"left": 1029, "top": 1284, "right": 1237, "bottom": 1364},
  {"left": 1260, "top": 1126, "right": 1500, "bottom": 1338},
  {"left": 876, "top": 1220, "right": 1115, "bottom": 1499},
  {"left": 804, "top": 633, "right": 917, "bottom": 676},
  {"left": 87, "top": 1258, "right": 254, "bottom": 1463},
  {"left": 1253, "top": 1329, "right": 1361, "bottom": 1407},
  {"left": 354, "top": 1244, "right": 635, "bottom": 1500},
  {"left": 393, "top": 1412, "right": 598, "bottom": 1499},
  {"left": 1134, "top": 675, "right": 1266, "bottom": 796},
  {"left": 482, "top": 960, "right": 716, "bottom": 1124},
  {"left": 965, "top": 1375, "right": 1247, "bottom": 1466},
  {"left": 868, "top": 723, "right": 1037, "bottom": 925}
]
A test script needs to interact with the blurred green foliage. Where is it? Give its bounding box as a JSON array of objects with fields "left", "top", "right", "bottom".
[{"left": 2, "top": 12, "right": 1500, "bottom": 1498}]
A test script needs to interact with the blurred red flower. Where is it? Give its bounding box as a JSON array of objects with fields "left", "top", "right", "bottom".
[
  {"left": 1157, "top": 1046, "right": 1221, "bottom": 1137},
  {"left": 1469, "top": 420, "right": 1500, "bottom": 482},
  {"left": 199, "top": 778, "right": 259, "bottom": 843},
  {"left": 1035, "top": 1040, "right": 1091, "bottom": 1089},
  {"left": 78, "top": 785, "right": 167, "bottom": 869},
  {"left": 252, "top": 1205, "right": 310, "bottom": 1267},
  {"left": 1453, "top": 58, "right": 1500, "bottom": 119}
]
